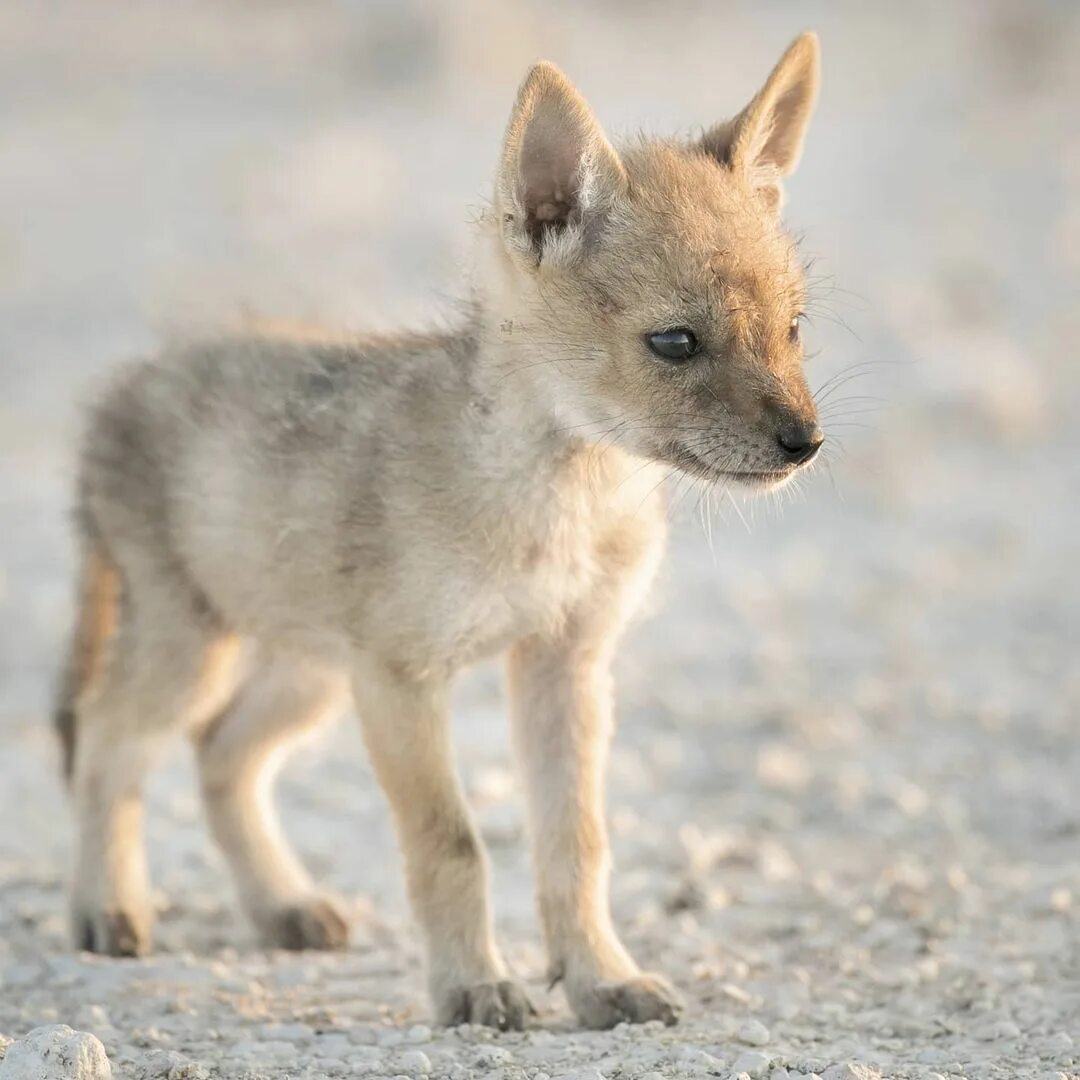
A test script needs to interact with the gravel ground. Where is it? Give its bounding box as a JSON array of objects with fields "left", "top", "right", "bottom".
[{"left": 1, "top": 3, "right": 1078, "bottom": 1078}]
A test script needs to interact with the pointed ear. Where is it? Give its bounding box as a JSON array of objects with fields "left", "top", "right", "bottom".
[
  {"left": 700, "top": 32, "right": 820, "bottom": 211},
  {"left": 497, "top": 62, "right": 627, "bottom": 264}
]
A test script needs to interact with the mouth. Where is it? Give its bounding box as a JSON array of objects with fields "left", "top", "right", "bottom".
[{"left": 662, "top": 443, "right": 799, "bottom": 490}]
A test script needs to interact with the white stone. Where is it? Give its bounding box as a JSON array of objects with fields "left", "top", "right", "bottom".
[
  {"left": 72, "top": 1007, "right": 110, "bottom": 1032},
  {"left": 0, "top": 1026, "right": 111, "bottom": 1080},
  {"left": 821, "top": 1067, "right": 881, "bottom": 1080},
  {"left": 731, "top": 1052, "right": 771, "bottom": 1078},
  {"left": 914, "top": 1048, "right": 949, "bottom": 1065},
  {"left": 398, "top": 1049, "right": 432, "bottom": 1076},
  {"left": 476, "top": 1046, "right": 515, "bottom": 1067},
  {"left": 677, "top": 1047, "right": 723, "bottom": 1074},
  {"left": 738, "top": 1020, "right": 771, "bottom": 1047},
  {"left": 1049, "top": 887, "right": 1072, "bottom": 913},
  {"left": 1041, "top": 1032, "right": 1074, "bottom": 1052},
  {"left": 136, "top": 1049, "right": 186, "bottom": 1077}
]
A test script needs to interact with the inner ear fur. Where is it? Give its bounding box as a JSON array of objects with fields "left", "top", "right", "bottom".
[{"left": 498, "top": 61, "right": 626, "bottom": 259}]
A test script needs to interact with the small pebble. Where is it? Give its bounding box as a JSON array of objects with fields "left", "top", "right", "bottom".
[
  {"left": 822, "top": 1066, "right": 882, "bottom": 1080},
  {"left": 398, "top": 1049, "right": 432, "bottom": 1076},
  {"left": 915, "top": 1049, "right": 949, "bottom": 1065},
  {"left": 475, "top": 1046, "right": 514, "bottom": 1067},
  {"left": 1043, "top": 1031, "right": 1073, "bottom": 1050},
  {"left": 1049, "top": 888, "right": 1072, "bottom": 913},
  {"left": 677, "top": 1047, "right": 723, "bottom": 1074},
  {"left": 731, "top": 1051, "right": 771, "bottom": 1078},
  {"left": 852, "top": 905, "right": 875, "bottom": 927},
  {"left": 738, "top": 1019, "right": 771, "bottom": 1047}
]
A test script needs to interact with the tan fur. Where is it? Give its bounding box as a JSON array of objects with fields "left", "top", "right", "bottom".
[
  {"left": 74, "top": 550, "right": 120, "bottom": 696},
  {"left": 57, "top": 34, "right": 824, "bottom": 1029},
  {"left": 56, "top": 547, "right": 120, "bottom": 779}
]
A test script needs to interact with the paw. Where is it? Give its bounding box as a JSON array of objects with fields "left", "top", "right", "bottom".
[
  {"left": 436, "top": 979, "right": 536, "bottom": 1030},
  {"left": 73, "top": 906, "right": 152, "bottom": 957},
  {"left": 567, "top": 971, "right": 682, "bottom": 1029},
  {"left": 257, "top": 894, "right": 351, "bottom": 951}
]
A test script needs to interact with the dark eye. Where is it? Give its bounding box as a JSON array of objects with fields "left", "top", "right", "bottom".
[
  {"left": 789, "top": 314, "right": 803, "bottom": 344},
  {"left": 647, "top": 328, "right": 699, "bottom": 362}
]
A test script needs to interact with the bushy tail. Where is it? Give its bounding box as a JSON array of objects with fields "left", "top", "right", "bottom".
[{"left": 55, "top": 537, "right": 120, "bottom": 783}]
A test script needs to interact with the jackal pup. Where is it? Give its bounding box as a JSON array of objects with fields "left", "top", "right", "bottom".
[{"left": 58, "top": 34, "right": 824, "bottom": 1029}]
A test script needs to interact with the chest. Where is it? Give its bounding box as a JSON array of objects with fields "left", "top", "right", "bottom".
[
  {"left": 409, "top": 492, "right": 604, "bottom": 665},
  {"left": 378, "top": 447, "right": 666, "bottom": 671}
]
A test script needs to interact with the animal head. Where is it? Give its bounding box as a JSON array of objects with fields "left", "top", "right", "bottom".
[{"left": 491, "top": 33, "right": 824, "bottom": 490}]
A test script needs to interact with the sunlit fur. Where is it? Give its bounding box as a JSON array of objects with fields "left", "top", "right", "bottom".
[
  {"left": 486, "top": 135, "right": 817, "bottom": 488},
  {"left": 56, "top": 34, "right": 823, "bottom": 1031}
]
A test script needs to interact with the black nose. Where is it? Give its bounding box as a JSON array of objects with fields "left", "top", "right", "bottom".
[{"left": 777, "top": 423, "right": 824, "bottom": 464}]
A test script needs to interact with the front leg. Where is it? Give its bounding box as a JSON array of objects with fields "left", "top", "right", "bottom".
[
  {"left": 507, "top": 636, "right": 682, "bottom": 1028},
  {"left": 353, "top": 655, "right": 534, "bottom": 1029}
]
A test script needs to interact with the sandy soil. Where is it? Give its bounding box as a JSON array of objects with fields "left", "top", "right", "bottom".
[{"left": 1, "top": 2, "right": 1078, "bottom": 1078}]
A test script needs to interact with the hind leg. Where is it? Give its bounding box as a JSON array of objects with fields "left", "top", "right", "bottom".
[
  {"left": 69, "top": 561, "right": 241, "bottom": 956},
  {"left": 194, "top": 653, "right": 351, "bottom": 949},
  {"left": 71, "top": 710, "right": 155, "bottom": 956}
]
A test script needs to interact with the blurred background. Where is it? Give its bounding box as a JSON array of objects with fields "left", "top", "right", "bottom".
[{"left": 0, "top": 1, "right": 1077, "bottom": 1074}]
